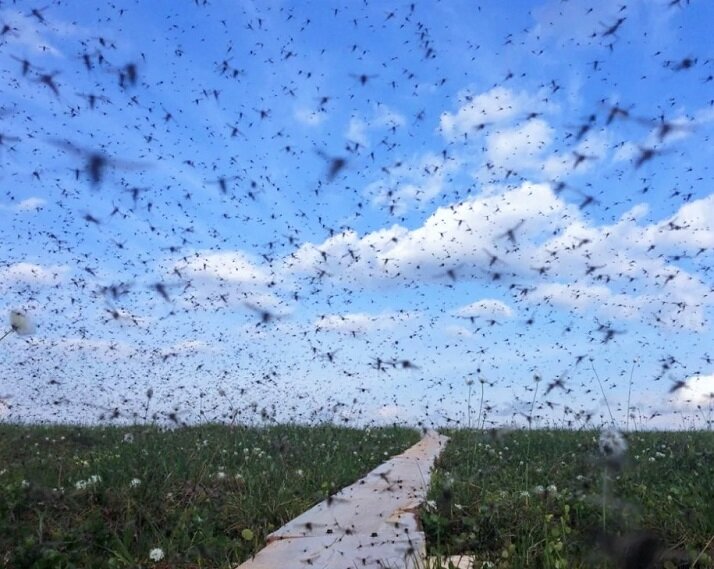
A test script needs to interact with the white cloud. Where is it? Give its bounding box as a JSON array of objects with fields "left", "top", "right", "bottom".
[
  {"left": 674, "top": 374, "right": 714, "bottom": 408},
  {"left": 0, "top": 197, "right": 46, "bottom": 212},
  {"left": 315, "top": 311, "right": 413, "bottom": 334},
  {"left": 16, "top": 197, "right": 46, "bottom": 211},
  {"left": 439, "top": 86, "right": 553, "bottom": 141},
  {"left": 453, "top": 299, "right": 514, "bottom": 319},
  {"left": 0, "top": 9, "right": 63, "bottom": 56},
  {"left": 346, "top": 117, "right": 369, "bottom": 146},
  {"left": 366, "top": 150, "right": 459, "bottom": 214},
  {"left": 284, "top": 182, "right": 714, "bottom": 328},
  {"left": 294, "top": 107, "right": 326, "bottom": 126},
  {"left": 345, "top": 104, "right": 406, "bottom": 148},
  {"left": 175, "top": 251, "right": 271, "bottom": 285},
  {"left": 487, "top": 119, "right": 554, "bottom": 170},
  {"left": 0, "top": 262, "right": 66, "bottom": 288},
  {"left": 442, "top": 324, "right": 474, "bottom": 338}
]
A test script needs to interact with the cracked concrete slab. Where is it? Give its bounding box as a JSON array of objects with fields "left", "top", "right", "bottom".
[{"left": 236, "top": 430, "right": 449, "bottom": 569}]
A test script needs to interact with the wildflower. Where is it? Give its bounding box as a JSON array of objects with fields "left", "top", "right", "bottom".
[
  {"left": 149, "top": 547, "right": 165, "bottom": 562},
  {"left": 129, "top": 478, "right": 141, "bottom": 488},
  {"left": 547, "top": 484, "right": 558, "bottom": 496},
  {"left": 216, "top": 471, "right": 226, "bottom": 480},
  {"left": 534, "top": 485, "right": 545, "bottom": 496},
  {"left": 123, "top": 433, "right": 134, "bottom": 443},
  {"left": 74, "top": 474, "right": 101, "bottom": 491}
]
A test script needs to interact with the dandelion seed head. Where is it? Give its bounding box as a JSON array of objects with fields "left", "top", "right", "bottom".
[
  {"left": 9, "top": 310, "right": 35, "bottom": 336},
  {"left": 598, "top": 427, "right": 627, "bottom": 459}
]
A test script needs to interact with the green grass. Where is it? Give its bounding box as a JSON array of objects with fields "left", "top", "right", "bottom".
[
  {"left": 0, "top": 423, "right": 420, "bottom": 569},
  {"left": 422, "top": 429, "right": 714, "bottom": 569}
]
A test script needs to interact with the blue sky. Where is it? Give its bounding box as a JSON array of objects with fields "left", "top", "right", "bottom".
[{"left": 1, "top": 0, "right": 713, "bottom": 428}]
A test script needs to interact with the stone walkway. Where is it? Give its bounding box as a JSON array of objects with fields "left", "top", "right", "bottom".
[{"left": 236, "top": 430, "right": 449, "bottom": 569}]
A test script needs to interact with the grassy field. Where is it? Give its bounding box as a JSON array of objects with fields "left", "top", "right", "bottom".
[
  {"left": 0, "top": 423, "right": 420, "bottom": 569},
  {"left": 422, "top": 429, "right": 714, "bottom": 568}
]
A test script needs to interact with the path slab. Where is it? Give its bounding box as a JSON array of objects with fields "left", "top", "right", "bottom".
[{"left": 237, "top": 430, "right": 449, "bottom": 569}]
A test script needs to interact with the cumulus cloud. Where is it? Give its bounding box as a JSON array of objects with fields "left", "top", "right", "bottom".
[
  {"left": 294, "top": 107, "right": 326, "bottom": 126},
  {"left": 439, "top": 86, "right": 554, "bottom": 141},
  {"left": 169, "top": 251, "right": 285, "bottom": 311},
  {"left": 0, "top": 262, "right": 67, "bottom": 288},
  {"left": 346, "top": 117, "right": 369, "bottom": 146},
  {"left": 453, "top": 299, "right": 514, "bottom": 319},
  {"left": 0, "top": 197, "right": 46, "bottom": 212},
  {"left": 487, "top": 118, "right": 554, "bottom": 171},
  {"left": 365, "top": 150, "right": 460, "bottom": 214},
  {"left": 0, "top": 9, "right": 64, "bottom": 56},
  {"left": 674, "top": 374, "right": 714, "bottom": 408},
  {"left": 175, "top": 251, "right": 271, "bottom": 285},
  {"left": 315, "top": 311, "right": 414, "bottom": 334},
  {"left": 345, "top": 104, "right": 406, "bottom": 148},
  {"left": 283, "top": 182, "right": 714, "bottom": 328}
]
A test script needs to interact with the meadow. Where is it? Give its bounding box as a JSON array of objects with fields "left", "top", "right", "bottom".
[
  {"left": 0, "top": 423, "right": 420, "bottom": 568},
  {"left": 3, "top": 424, "right": 713, "bottom": 569},
  {"left": 422, "top": 429, "right": 714, "bottom": 569}
]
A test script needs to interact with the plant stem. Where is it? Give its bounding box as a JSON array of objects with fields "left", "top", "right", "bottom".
[
  {"left": 626, "top": 359, "right": 637, "bottom": 432},
  {"left": 477, "top": 380, "right": 485, "bottom": 432},
  {"left": 602, "top": 470, "right": 608, "bottom": 532},
  {"left": 466, "top": 382, "right": 473, "bottom": 430},
  {"left": 525, "top": 379, "right": 540, "bottom": 490},
  {"left": 0, "top": 329, "right": 13, "bottom": 343},
  {"left": 591, "top": 363, "right": 615, "bottom": 426}
]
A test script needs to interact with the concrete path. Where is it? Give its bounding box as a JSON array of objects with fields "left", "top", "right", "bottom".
[{"left": 236, "top": 430, "right": 449, "bottom": 569}]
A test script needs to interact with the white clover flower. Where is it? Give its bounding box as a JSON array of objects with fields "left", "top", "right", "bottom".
[
  {"left": 129, "top": 478, "right": 141, "bottom": 488},
  {"left": 547, "top": 484, "right": 558, "bottom": 495},
  {"left": 215, "top": 471, "right": 226, "bottom": 480},
  {"left": 149, "top": 547, "right": 165, "bottom": 562},
  {"left": 75, "top": 475, "right": 101, "bottom": 491},
  {"left": 534, "top": 485, "right": 545, "bottom": 496},
  {"left": 21, "top": 479, "right": 30, "bottom": 488},
  {"left": 9, "top": 310, "right": 35, "bottom": 336},
  {"left": 123, "top": 433, "right": 134, "bottom": 443}
]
